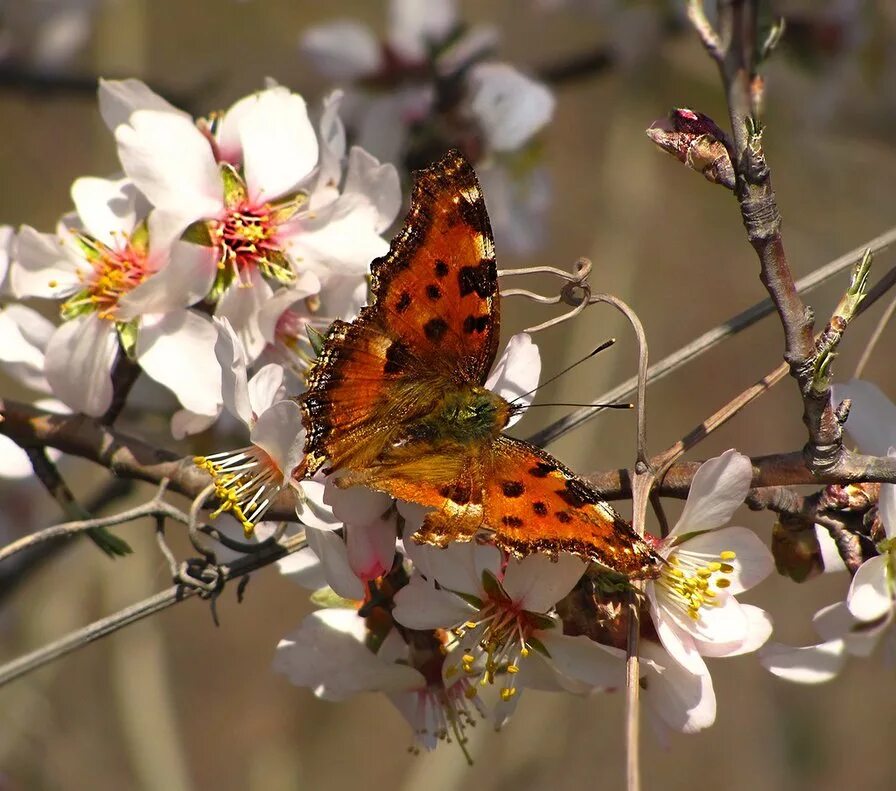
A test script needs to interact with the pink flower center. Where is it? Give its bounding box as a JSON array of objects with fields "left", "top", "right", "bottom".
[{"left": 62, "top": 233, "right": 152, "bottom": 321}]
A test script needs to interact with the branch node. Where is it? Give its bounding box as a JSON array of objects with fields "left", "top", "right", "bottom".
[{"left": 740, "top": 193, "right": 781, "bottom": 241}]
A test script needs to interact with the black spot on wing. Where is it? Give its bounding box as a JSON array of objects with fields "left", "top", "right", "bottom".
[
  {"left": 434, "top": 260, "right": 449, "bottom": 278},
  {"left": 439, "top": 481, "right": 472, "bottom": 505},
  {"left": 424, "top": 317, "right": 449, "bottom": 342},
  {"left": 458, "top": 260, "right": 497, "bottom": 299},
  {"left": 532, "top": 501, "right": 548, "bottom": 516},
  {"left": 529, "top": 462, "right": 556, "bottom": 478},
  {"left": 384, "top": 340, "right": 413, "bottom": 374},
  {"left": 557, "top": 478, "right": 602, "bottom": 508},
  {"left": 501, "top": 515, "right": 524, "bottom": 527},
  {"left": 395, "top": 291, "right": 411, "bottom": 313},
  {"left": 426, "top": 284, "right": 442, "bottom": 301},
  {"left": 462, "top": 314, "right": 490, "bottom": 334},
  {"left": 502, "top": 481, "right": 524, "bottom": 498},
  {"left": 555, "top": 511, "right": 573, "bottom": 524}
]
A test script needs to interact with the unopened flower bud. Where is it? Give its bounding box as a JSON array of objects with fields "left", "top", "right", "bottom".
[{"left": 646, "top": 108, "right": 735, "bottom": 189}]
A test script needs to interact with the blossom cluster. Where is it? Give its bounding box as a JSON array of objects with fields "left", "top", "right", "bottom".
[{"left": 2, "top": 0, "right": 895, "bottom": 764}]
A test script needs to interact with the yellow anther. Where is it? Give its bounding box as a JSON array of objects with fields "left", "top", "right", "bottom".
[
  {"left": 697, "top": 568, "right": 713, "bottom": 578},
  {"left": 500, "top": 688, "right": 517, "bottom": 701},
  {"left": 464, "top": 686, "right": 478, "bottom": 699},
  {"left": 706, "top": 561, "right": 722, "bottom": 572},
  {"left": 445, "top": 665, "right": 458, "bottom": 679},
  {"left": 464, "top": 621, "right": 478, "bottom": 629},
  {"left": 720, "top": 563, "right": 735, "bottom": 574},
  {"left": 719, "top": 550, "right": 737, "bottom": 561},
  {"left": 520, "top": 647, "right": 529, "bottom": 658},
  {"left": 506, "top": 664, "right": 519, "bottom": 675},
  {"left": 715, "top": 578, "right": 731, "bottom": 589}
]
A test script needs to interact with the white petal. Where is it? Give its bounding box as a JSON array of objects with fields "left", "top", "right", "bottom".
[
  {"left": 276, "top": 545, "right": 329, "bottom": 590},
  {"left": 171, "top": 408, "right": 219, "bottom": 439},
  {"left": 0, "top": 225, "right": 12, "bottom": 287},
  {"left": 648, "top": 586, "right": 708, "bottom": 676},
  {"left": 537, "top": 633, "right": 626, "bottom": 689},
  {"left": 137, "top": 311, "right": 222, "bottom": 416},
  {"left": 325, "top": 480, "right": 393, "bottom": 527},
  {"left": 388, "top": 0, "right": 456, "bottom": 61},
  {"left": 812, "top": 601, "right": 855, "bottom": 642},
  {"left": 247, "top": 363, "right": 284, "bottom": 416},
  {"left": 342, "top": 147, "right": 402, "bottom": 233},
  {"left": 45, "top": 314, "right": 117, "bottom": 416},
  {"left": 501, "top": 552, "right": 585, "bottom": 613},
  {"left": 403, "top": 533, "right": 499, "bottom": 596},
  {"left": 116, "top": 110, "right": 223, "bottom": 219},
  {"left": 392, "top": 575, "right": 475, "bottom": 629},
  {"left": 239, "top": 88, "right": 319, "bottom": 200},
  {"left": 250, "top": 400, "right": 305, "bottom": 475},
  {"left": 118, "top": 239, "right": 216, "bottom": 319},
  {"left": 0, "top": 434, "right": 41, "bottom": 479},
  {"left": 468, "top": 63, "right": 555, "bottom": 152},
  {"left": 346, "top": 519, "right": 397, "bottom": 581},
  {"left": 255, "top": 272, "right": 322, "bottom": 344},
  {"left": 11, "top": 226, "right": 82, "bottom": 299},
  {"left": 304, "top": 527, "right": 365, "bottom": 600},
  {"left": 676, "top": 525, "right": 773, "bottom": 594},
  {"left": 847, "top": 555, "right": 892, "bottom": 622},
  {"left": 694, "top": 604, "right": 772, "bottom": 657},
  {"left": 485, "top": 333, "right": 540, "bottom": 426},
  {"left": 671, "top": 449, "right": 753, "bottom": 535},
  {"left": 759, "top": 640, "right": 846, "bottom": 684},
  {"left": 273, "top": 609, "right": 424, "bottom": 700},
  {"left": 98, "top": 78, "right": 188, "bottom": 132},
  {"left": 641, "top": 641, "right": 716, "bottom": 734},
  {"left": 311, "top": 91, "right": 348, "bottom": 210},
  {"left": 833, "top": 379, "right": 896, "bottom": 455},
  {"left": 815, "top": 524, "right": 848, "bottom": 573},
  {"left": 295, "top": 479, "right": 343, "bottom": 531},
  {"left": 284, "top": 194, "right": 388, "bottom": 277},
  {"left": 880, "top": 477, "right": 896, "bottom": 540},
  {"left": 0, "top": 306, "right": 51, "bottom": 392},
  {"left": 215, "top": 270, "right": 272, "bottom": 362},
  {"left": 70, "top": 177, "right": 138, "bottom": 245},
  {"left": 212, "top": 317, "right": 251, "bottom": 425},
  {"left": 300, "top": 21, "right": 382, "bottom": 81}
]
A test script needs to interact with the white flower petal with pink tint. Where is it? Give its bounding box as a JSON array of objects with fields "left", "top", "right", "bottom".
[
  {"left": 535, "top": 633, "right": 626, "bottom": 690},
  {"left": 304, "top": 527, "right": 365, "bottom": 600},
  {"left": 847, "top": 555, "right": 892, "bottom": 622},
  {"left": 12, "top": 225, "right": 84, "bottom": 299},
  {"left": 238, "top": 88, "right": 319, "bottom": 200},
  {"left": 815, "top": 524, "right": 847, "bottom": 573},
  {"left": 45, "top": 313, "right": 117, "bottom": 416},
  {"left": 485, "top": 332, "right": 540, "bottom": 426},
  {"left": 760, "top": 640, "right": 847, "bottom": 684},
  {"left": 648, "top": 595, "right": 708, "bottom": 676},
  {"left": 468, "top": 63, "right": 554, "bottom": 152},
  {"left": 215, "top": 267, "right": 273, "bottom": 362},
  {"left": 283, "top": 192, "right": 390, "bottom": 279},
  {"left": 346, "top": 518, "right": 397, "bottom": 582},
  {"left": 310, "top": 91, "right": 348, "bottom": 210},
  {"left": 277, "top": 545, "right": 329, "bottom": 590},
  {"left": 501, "top": 552, "right": 585, "bottom": 613},
  {"left": 256, "top": 271, "right": 321, "bottom": 344},
  {"left": 295, "top": 479, "right": 343, "bottom": 531},
  {"left": 833, "top": 379, "right": 896, "bottom": 456},
  {"left": 301, "top": 20, "right": 382, "bottom": 81},
  {"left": 98, "top": 78, "right": 188, "bottom": 132},
  {"left": 247, "top": 364, "right": 284, "bottom": 417},
  {"left": 0, "top": 304, "right": 53, "bottom": 392},
  {"left": 274, "top": 608, "right": 424, "bottom": 700},
  {"left": 70, "top": 177, "right": 139, "bottom": 246},
  {"left": 0, "top": 434, "right": 41, "bottom": 479},
  {"left": 171, "top": 409, "right": 219, "bottom": 439},
  {"left": 342, "top": 146, "right": 402, "bottom": 234},
  {"left": 392, "top": 574, "right": 476, "bottom": 629},
  {"left": 388, "top": 0, "right": 456, "bottom": 61},
  {"left": 213, "top": 317, "right": 252, "bottom": 425},
  {"left": 250, "top": 400, "right": 305, "bottom": 476},
  {"left": 118, "top": 238, "right": 215, "bottom": 319},
  {"left": 116, "top": 110, "right": 223, "bottom": 220},
  {"left": 402, "top": 532, "right": 500, "bottom": 595},
  {"left": 137, "top": 310, "right": 221, "bottom": 416},
  {"left": 671, "top": 449, "right": 753, "bottom": 536},
  {"left": 812, "top": 601, "right": 885, "bottom": 658}
]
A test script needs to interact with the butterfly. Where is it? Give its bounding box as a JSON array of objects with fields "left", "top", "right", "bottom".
[{"left": 299, "top": 150, "right": 660, "bottom": 579}]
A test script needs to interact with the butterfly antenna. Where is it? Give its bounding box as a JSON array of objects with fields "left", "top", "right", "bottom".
[
  {"left": 522, "top": 402, "right": 633, "bottom": 410},
  {"left": 509, "top": 338, "right": 617, "bottom": 405}
]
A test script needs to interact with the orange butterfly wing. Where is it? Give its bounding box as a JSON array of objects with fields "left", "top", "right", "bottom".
[{"left": 301, "top": 150, "right": 499, "bottom": 474}]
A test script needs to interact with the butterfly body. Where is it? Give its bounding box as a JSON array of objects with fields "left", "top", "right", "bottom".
[{"left": 300, "top": 150, "right": 661, "bottom": 579}]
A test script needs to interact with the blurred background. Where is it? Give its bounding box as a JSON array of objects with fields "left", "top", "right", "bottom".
[{"left": 1, "top": 0, "right": 896, "bottom": 788}]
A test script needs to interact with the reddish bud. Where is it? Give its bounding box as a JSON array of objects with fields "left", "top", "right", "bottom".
[{"left": 646, "top": 108, "right": 735, "bottom": 189}]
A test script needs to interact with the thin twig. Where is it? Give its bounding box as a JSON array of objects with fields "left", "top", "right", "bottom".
[
  {"left": 0, "top": 531, "right": 308, "bottom": 687},
  {"left": 0, "top": 483, "right": 186, "bottom": 564},
  {"left": 526, "top": 225, "right": 896, "bottom": 448},
  {"left": 854, "top": 291, "right": 896, "bottom": 378}
]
